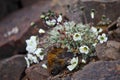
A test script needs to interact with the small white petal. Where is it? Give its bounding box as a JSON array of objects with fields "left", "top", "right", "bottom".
[
  {"left": 91, "top": 27, "right": 97, "bottom": 33},
  {"left": 57, "top": 15, "right": 62, "bottom": 23},
  {"left": 32, "top": 56, "right": 39, "bottom": 63},
  {"left": 27, "top": 53, "right": 33, "bottom": 60},
  {"left": 98, "top": 28, "right": 103, "bottom": 33},
  {"left": 67, "top": 65, "right": 76, "bottom": 71},
  {"left": 34, "top": 48, "right": 43, "bottom": 55},
  {"left": 102, "top": 33, "right": 106, "bottom": 37},
  {"left": 82, "top": 59, "right": 86, "bottom": 63},
  {"left": 39, "top": 55, "right": 44, "bottom": 60},
  {"left": 67, "top": 57, "right": 78, "bottom": 71},
  {"left": 93, "top": 43, "right": 97, "bottom": 47},
  {"left": 42, "top": 64, "right": 47, "bottom": 69},
  {"left": 91, "top": 12, "right": 94, "bottom": 19},
  {"left": 26, "top": 46, "right": 36, "bottom": 53},
  {"left": 46, "top": 19, "right": 56, "bottom": 26},
  {"left": 30, "top": 22, "right": 35, "bottom": 26},
  {"left": 39, "top": 29, "right": 45, "bottom": 34},
  {"left": 24, "top": 57, "right": 30, "bottom": 68},
  {"left": 34, "top": 48, "right": 44, "bottom": 60}
]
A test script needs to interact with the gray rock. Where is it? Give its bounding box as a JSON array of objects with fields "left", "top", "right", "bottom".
[
  {"left": 96, "top": 41, "right": 120, "bottom": 60},
  {"left": 25, "top": 61, "right": 49, "bottom": 80},
  {"left": 72, "top": 60, "right": 120, "bottom": 80},
  {"left": 0, "top": 55, "right": 26, "bottom": 80}
]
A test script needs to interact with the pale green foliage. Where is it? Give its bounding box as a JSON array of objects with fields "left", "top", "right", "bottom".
[{"left": 48, "top": 21, "right": 100, "bottom": 55}]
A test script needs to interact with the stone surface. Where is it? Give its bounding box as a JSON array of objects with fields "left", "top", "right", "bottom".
[
  {"left": 72, "top": 60, "right": 120, "bottom": 80},
  {"left": 63, "top": 0, "right": 120, "bottom": 24},
  {"left": 0, "top": 55, "right": 26, "bottom": 80},
  {"left": 25, "top": 61, "right": 49, "bottom": 80},
  {"left": 21, "top": 0, "right": 40, "bottom": 7},
  {"left": 108, "top": 17, "right": 120, "bottom": 41},
  {"left": 0, "top": 0, "right": 23, "bottom": 19},
  {"left": 0, "top": 0, "right": 52, "bottom": 60},
  {"left": 96, "top": 41, "right": 120, "bottom": 60}
]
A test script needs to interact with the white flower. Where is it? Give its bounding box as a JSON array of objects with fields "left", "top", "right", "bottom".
[
  {"left": 42, "top": 64, "right": 47, "bottom": 69},
  {"left": 98, "top": 33, "right": 108, "bottom": 43},
  {"left": 34, "top": 48, "right": 44, "bottom": 60},
  {"left": 26, "top": 36, "right": 37, "bottom": 53},
  {"left": 57, "top": 15, "right": 62, "bottom": 23},
  {"left": 91, "top": 27, "right": 97, "bottom": 33},
  {"left": 26, "top": 46, "right": 36, "bottom": 54},
  {"left": 90, "top": 27, "right": 99, "bottom": 36},
  {"left": 39, "top": 29, "right": 45, "bottom": 34},
  {"left": 46, "top": 19, "right": 56, "bottom": 26},
  {"left": 24, "top": 57, "right": 30, "bottom": 68},
  {"left": 79, "top": 45, "right": 89, "bottom": 54},
  {"left": 91, "top": 9, "right": 95, "bottom": 19},
  {"left": 82, "top": 59, "right": 86, "bottom": 63},
  {"left": 91, "top": 12, "right": 94, "bottom": 19},
  {"left": 98, "top": 28, "right": 103, "bottom": 33},
  {"left": 32, "top": 56, "right": 39, "bottom": 63},
  {"left": 73, "top": 33, "right": 82, "bottom": 41},
  {"left": 30, "top": 22, "right": 35, "bottom": 26},
  {"left": 93, "top": 43, "right": 97, "bottom": 47},
  {"left": 67, "top": 57, "right": 78, "bottom": 71},
  {"left": 27, "top": 53, "right": 33, "bottom": 60}
]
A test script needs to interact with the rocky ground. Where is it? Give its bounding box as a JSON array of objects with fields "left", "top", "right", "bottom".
[{"left": 0, "top": 0, "right": 120, "bottom": 80}]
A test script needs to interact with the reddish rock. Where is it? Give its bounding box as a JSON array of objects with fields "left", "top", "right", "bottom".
[
  {"left": 108, "top": 17, "right": 120, "bottom": 41},
  {"left": 72, "top": 60, "right": 120, "bottom": 80},
  {"left": 0, "top": 0, "right": 52, "bottom": 60},
  {"left": 25, "top": 61, "right": 49, "bottom": 80},
  {"left": 0, "top": 55, "right": 26, "bottom": 80},
  {"left": 96, "top": 41, "right": 120, "bottom": 60},
  {"left": 21, "top": 0, "right": 41, "bottom": 7},
  {"left": 64, "top": 0, "right": 120, "bottom": 24}
]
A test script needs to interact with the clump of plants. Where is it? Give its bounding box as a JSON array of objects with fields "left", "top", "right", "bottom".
[{"left": 24, "top": 10, "right": 108, "bottom": 75}]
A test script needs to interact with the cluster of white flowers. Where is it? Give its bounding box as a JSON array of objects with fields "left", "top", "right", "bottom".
[
  {"left": 40, "top": 11, "right": 63, "bottom": 27},
  {"left": 46, "top": 19, "right": 56, "bottom": 26},
  {"left": 45, "top": 15, "right": 62, "bottom": 26},
  {"left": 24, "top": 12, "right": 108, "bottom": 72},
  {"left": 25, "top": 29, "right": 46, "bottom": 67},
  {"left": 48, "top": 21, "right": 108, "bottom": 71}
]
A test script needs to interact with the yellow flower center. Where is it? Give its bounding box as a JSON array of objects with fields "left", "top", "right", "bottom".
[{"left": 75, "top": 34, "right": 80, "bottom": 37}]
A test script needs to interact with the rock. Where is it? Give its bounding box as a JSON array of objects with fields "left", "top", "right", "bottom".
[
  {"left": 72, "top": 60, "right": 120, "bottom": 80},
  {"left": 25, "top": 61, "right": 49, "bottom": 80},
  {"left": 21, "top": 0, "right": 40, "bottom": 7},
  {"left": 0, "top": 55, "right": 26, "bottom": 80},
  {"left": 0, "top": 0, "right": 23, "bottom": 19},
  {"left": 108, "top": 17, "right": 120, "bottom": 41},
  {"left": 47, "top": 73, "right": 72, "bottom": 80},
  {"left": 64, "top": 0, "right": 120, "bottom": 24},
  {"left": 96, "top": 41, "right": 120, "bottom": 60},
  {"left": 0, "top": 0, "right": 52, "bottom": 60}
]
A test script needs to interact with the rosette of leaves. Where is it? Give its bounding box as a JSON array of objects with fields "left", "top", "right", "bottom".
[{"left": 48, "top": 21, "right": 103, "bottom": 62}]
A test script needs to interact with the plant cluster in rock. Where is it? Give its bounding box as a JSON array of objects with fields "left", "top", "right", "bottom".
[{"left": 24, "top": 11, "right": 108, "bottom": 76}]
